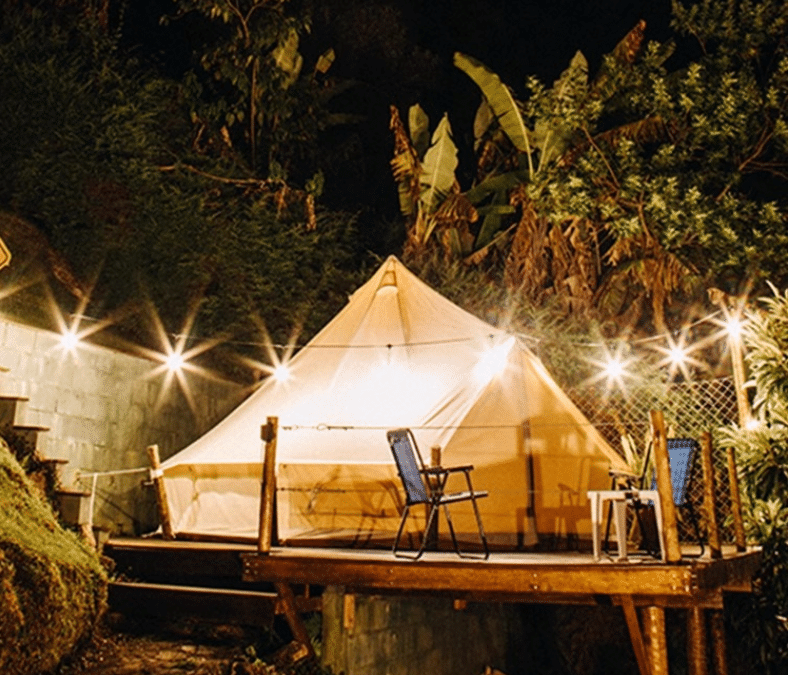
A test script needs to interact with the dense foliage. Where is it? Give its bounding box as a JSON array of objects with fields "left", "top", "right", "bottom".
[
  {"left": 0, "top": 3, "right": 367, "bottom": 379},
  {"left": 721, "top": 288, "right": 788, "bottom": 672},
  {"left": 0, "top": 440, "right": 107, "bottom": 675},
  {"left": 390, "top": 0, "right": 788, "bottom": 343}
]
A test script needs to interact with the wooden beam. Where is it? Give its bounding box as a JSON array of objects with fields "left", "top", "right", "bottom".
[
  {"left": 275, "top": 582, "right": 315, "bottom": 660},
  {"left": 726, "top": 447, "right": 747, "bottom": 553},
  {"left": 243, "top": 552, "right": 701, "bottom": 598},
  {"left": 643, "top": 605, "right": 669, "bottom": 675},
  {"left": 687, "top": 606, "right": 709, "bottom": 675},
  {"left": 700, "top": 432, "right": 722, "bottom": 559},
  {"left": 258, "top": 416, "right": 279, "bottom": 554},
  {"left": 147, "top": 444, "right": 174, "bottom": 540},
  {"left": 651, "top": 411, "right": 681, "bottom": 562},
  {"left": 710, "top": 609, "right": 729, "bottom": 675},
  {"left": 621, "top": 596, "right": 651, "bottom": 675}
]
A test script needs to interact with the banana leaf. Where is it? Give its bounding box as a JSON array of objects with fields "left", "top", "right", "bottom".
[
  {"left": 454, "top": 52, "right": 533, "bottom": 173},
  {"left": 409, "top": 104, "right": 430, "bottom": 158},
  {"left": 419, "top": 113, "right": 458, "bottom": 216},
  {"left": 464, "top": 169, "right": 529, "bottom": 204}
]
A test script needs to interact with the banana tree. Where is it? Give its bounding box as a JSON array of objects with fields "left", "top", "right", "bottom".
[{"left": 390, "top": 19, "right": 695, "bottom": 329}]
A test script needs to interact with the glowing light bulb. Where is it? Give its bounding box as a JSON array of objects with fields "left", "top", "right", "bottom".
[
  {"left": 603, "top": 357, "right": 624, "bottom": 379},
  {"left": 165, "top": 352, "right": 184, "bottom": 373},
  {"left": 726, "top": 317, "right": 744, "bottom": 340},
  {"left": 60, "top": 330, "right": 79, "bottom": 351},
  {"left": 474, "top": 337, "right": 514, "bottom": 385},
  {"left": 273, "top": 363, "right": 291, "bottom": 382},
  {"left": 668, "top": 345, "right": 687, "bottom": 367}
]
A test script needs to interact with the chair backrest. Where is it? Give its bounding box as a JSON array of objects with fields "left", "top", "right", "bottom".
[
  {"left": 387, "top": 429, "right": 430, "bottom": 505},
  {"left": 651, "top": 437, "right": 699, "bottom": 506}
]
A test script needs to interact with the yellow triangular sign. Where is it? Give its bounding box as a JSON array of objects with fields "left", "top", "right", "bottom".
[{"left": 0, "top": 237, "right": 10, "bottom": 270}]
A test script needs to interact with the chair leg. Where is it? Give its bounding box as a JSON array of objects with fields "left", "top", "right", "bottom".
[
  {"left": 442, "top": 501, "right": 489, "bottom": 560},
  {"left": 394, "top": 503, "right": 440, "bottom": 560},
  {"left": 393, "top": 505, "right": 415, "bottom": 559},
  {"left": 469, "top": 495, "right": 490, "bottom": 560}
]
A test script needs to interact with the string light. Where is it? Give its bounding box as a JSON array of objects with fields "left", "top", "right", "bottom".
[
  {"left": 165, "top": 351, "right": 185, "bottom": 373},
  {"left": 273, "top": 363, "right": 291, "bottom": 382},
  {"left": 473, "top": 336, "right": 515, "bottom": 386},
  {"left": 59, "top": 329, "right": 80, "bottom": 353}
]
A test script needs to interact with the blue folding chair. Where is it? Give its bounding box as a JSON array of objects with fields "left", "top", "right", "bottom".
[
  {"left": 387, "top": 428, "right": 489, "bottom": 560},
  {"left": 654, "top": 437, "right": 705, "bottom": 557}
]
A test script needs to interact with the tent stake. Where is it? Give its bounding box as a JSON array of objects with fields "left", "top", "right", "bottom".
[
  {"left": 258, "top": 416, "right": 279, "bottom": 554},
  {"left": 147, "top": 444, "right": 174, "bottom": 540}
]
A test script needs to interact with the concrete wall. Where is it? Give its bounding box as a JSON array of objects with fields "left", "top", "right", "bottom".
[
  {"left": 321, "top": 586, "right": 526, "bottom": 675},
  {"left": 0, "top": 314, "right": 246, "bottom": 535}
]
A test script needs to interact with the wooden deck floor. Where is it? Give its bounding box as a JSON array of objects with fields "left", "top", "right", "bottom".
[{"left": 107, "top": 537, "right": 760, "bottom": 609}]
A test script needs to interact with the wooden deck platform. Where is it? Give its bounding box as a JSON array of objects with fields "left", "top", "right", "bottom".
[
  {"left": 107, "top": 537, "right": 759, "bottom": 608},
  {"left": 106, "top": 538, "right": 761, "bottom": 675}
]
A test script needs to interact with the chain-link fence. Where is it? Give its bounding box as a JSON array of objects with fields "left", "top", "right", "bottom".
[{"left": 567, "top": 376, "right": 741, "bottom": 544}]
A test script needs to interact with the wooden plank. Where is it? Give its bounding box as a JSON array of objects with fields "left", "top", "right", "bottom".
[
  {"left": 275, "top": 582, "right": 315, "bottom": 659},
  {"left": 258, "top": 416, "right": 278, "bottom": 554},
  {"left": 621, "top": 596, "right": 651, "bottom": 675},
  {"left": 108, "top": 581, "right": 279, "bottom": 627},
  {"left": 242, "top": 552, "right": 700, "bottom": 598},
  {"left": 651, "top": 411, "right": 682, "bottom": 562},
  {"left": 700, "top": 432, "right": 722, "bottom": 559},
  {"left": 147, "top": 444, "right": 174, "bottom": 540},
  {"left": 726, "top": 447, "right": 747, "bottom": 552}
]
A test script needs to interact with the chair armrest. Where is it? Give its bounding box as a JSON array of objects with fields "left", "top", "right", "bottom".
[
  {"left": 421, "top": 465, "right": 474, "bottom": 475},
  {"left": 609, "top": 469, "right": 638, "bottom": 488}
]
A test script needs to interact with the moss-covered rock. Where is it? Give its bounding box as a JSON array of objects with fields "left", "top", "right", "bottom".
[{"left": 0, "top": 439, "right": 107, "bottom": 674}]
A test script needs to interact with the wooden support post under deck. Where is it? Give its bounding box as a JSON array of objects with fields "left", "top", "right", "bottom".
[
  {"left": 643, "top": 605, "right": 669, "bottom": 675},
  {"left": 651, "top": 410, "right": 681, "bottom": 562},
  {"left": 275, "top": 582, "right": 315, "bottom": 660},
  {"left": 710, "top": 609, "right": 729, "bottom": 675},
  {"left": 700, "top": 432, "right": 722, "bottom": 559},
  {"left": 726, "top": 447, "right": 747, "bottom": 552},
  {"left": 147, "top": 444, "right": 174, "bottom": 540},
  {"left": 687, "top": 606, "right": 709, "bottom": 675},
  {"left": 258, "top": 416, "right": 278, "bottom": 554},
  {"left": 621, "top": 596, "right": 651, "bottom": 675}
]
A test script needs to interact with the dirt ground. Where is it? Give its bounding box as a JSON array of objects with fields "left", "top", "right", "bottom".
[{"left": 54, "top": 614, "right": 319, "bottom": 675}]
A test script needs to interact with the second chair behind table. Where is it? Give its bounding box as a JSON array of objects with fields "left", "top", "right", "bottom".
[
  {"left": 604, "top": 436, "right": 705, "bottom": 559},
  {"left": 387, "top": 428, "right": 489, "bottom": 560}
]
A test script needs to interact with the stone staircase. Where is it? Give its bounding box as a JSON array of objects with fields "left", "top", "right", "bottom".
[{"left": 0, "top": 394, "right": 93, "bottom": 535}]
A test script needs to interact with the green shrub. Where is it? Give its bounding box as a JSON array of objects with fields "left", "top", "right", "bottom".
[{"left": 0, "top": 439, "right": 107, "bottom": 675}]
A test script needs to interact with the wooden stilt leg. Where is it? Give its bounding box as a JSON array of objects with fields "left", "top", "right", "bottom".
[
  {"left": 643, "top": 605, "right": 669, "bottom": 675},
  {"left": 687, "top": 606, "right": 709, "bottom": 675},
  {"left": 275, "top": 582, "right": 315, "bottom": 660},
  {"left": 621, "top": 596, "right": 651, "bottom": 675},
  {"left": 710, "top": 610, "right": 729, "bottom": 675}
]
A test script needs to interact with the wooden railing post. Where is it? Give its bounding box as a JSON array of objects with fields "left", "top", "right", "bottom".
[
  {"left": 700, "top": 432, "right": 722, "bottom": 559},
  {"left": 426, "top": 445, "right": 441, "bottom": 548},
  {"left": 726, "top": 447, "right": 747, "bottom": 552},
  {"left": 147, "top": 444, "right": 174, "bottom": 540},
  {"left": 650, "top": 411, "right": 681, "bottom": 562},
  {"left": 258, "top": 416, "right": 278, "bottom": 554}
]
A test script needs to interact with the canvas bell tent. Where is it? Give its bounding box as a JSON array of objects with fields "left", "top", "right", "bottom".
[{"left": 160, "top": 256, "right": 628, "bottom": 549}]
